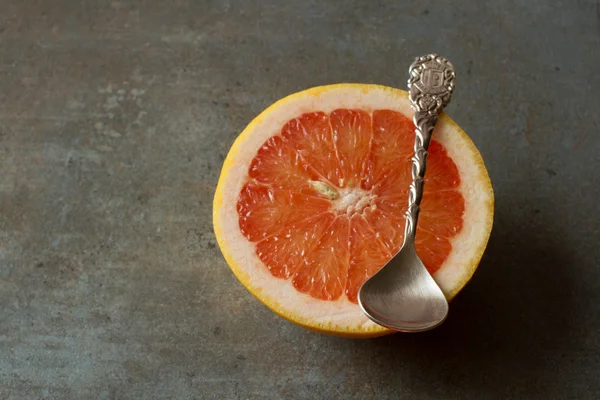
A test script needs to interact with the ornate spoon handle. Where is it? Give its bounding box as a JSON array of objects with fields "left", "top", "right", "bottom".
[{"left": 403, "top": 54, "right": 456, "bottom": 244}]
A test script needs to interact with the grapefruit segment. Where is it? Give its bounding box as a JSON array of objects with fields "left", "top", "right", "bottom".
[
  {"left": 256, "top": 213, "right": 336, "bottom": 279},
  {"left": 415, "top": 228, "right": 452, "bottom": 275},
  {"left": 423, "top": 140, "right": 461, "bottom": 191},
  {"left": 362, "top": 209, "right": 405, "bottom": 256},
  {"left": 249, "top": 135, "right": 327, "bottom": 197},
  {"left": 419, "top": 189, "right": 465, "bottom": 237},
  {"left": 281, "top": 112, "right": 344, "bottom": 188},
  {"left": 370, "top": 168, "right": 411, "bottom": 199},
  {"left": 330, "top": 109, "right": 372, "bottom": 188},
  {"left": 346, "top": 214, "right": 392, "bottom": 303},
  {"left": 373, "top": 194, "right": 408, "bottom": 217},
  {"left": 362, "top": 110, "right": 414, "bottom": 191},
  {"left": 214, "top": 84, "right": 494, "bottom": 337},
  {"left": 237, "top": 182, "right": 330, "bottom": 241},
  {"left": 291, "top": 216, "right": 350, "bottom": 301}
]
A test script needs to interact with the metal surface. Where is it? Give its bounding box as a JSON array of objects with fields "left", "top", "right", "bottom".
[
  {"left": 358, "top": 54, "right": 454, "bottom": 332},
  {"left": 405, "top": 54, "right": 455, "bottom": 243},
  {"left": 1, "top": 1, "right": 599, "bottom": 399}
]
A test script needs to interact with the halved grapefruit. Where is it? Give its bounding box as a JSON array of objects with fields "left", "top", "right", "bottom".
[{"left": 213, "top": 84, "right": 493, "bottom": 337}]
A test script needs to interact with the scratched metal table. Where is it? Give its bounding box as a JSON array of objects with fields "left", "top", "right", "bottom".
[{"left": 1, "top": 1, "right": 599, "bottom": 399}]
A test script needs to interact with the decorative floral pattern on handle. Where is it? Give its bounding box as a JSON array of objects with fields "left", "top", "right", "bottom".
[{"left": 404, "top": 54, "right": 456, "bottom": 243}]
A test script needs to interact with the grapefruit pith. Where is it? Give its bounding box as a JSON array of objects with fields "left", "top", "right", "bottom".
[{"left": 213, "top": 84, "right": 493, "bottom": 337}]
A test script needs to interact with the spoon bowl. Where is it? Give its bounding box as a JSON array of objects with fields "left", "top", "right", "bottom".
[{"left": 358, "top": 245, "right": 449, "bottom": 332}]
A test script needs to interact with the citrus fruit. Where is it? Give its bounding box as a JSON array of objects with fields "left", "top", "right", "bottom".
[{"left": 213, "top": 84, "right": 493, "bottom": 337}]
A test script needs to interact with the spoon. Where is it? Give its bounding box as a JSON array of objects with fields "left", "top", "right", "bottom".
[{"left": 358, "top": 54, "right": 456, "bottom": 332}]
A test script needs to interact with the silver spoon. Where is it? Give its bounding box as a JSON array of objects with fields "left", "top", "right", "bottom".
[{"left": 358, "top": 54, "right": 456, "bottom": 332}]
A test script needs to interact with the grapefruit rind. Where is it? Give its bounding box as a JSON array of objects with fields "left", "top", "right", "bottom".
[{"left": 213, "top": 84, "right": 494, "bottom": 337}]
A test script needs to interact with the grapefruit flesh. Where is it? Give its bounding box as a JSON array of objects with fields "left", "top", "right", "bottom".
[
  {"left": 238, "top": 110, "right": 463, "bottom": 303},
  {"left": 214, "top": 84, "right": 493, "bottom": 337}
]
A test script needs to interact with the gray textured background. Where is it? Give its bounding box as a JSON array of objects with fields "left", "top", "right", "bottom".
[{"left": 1, "top": 1, "right": 599, "bottom": 399}]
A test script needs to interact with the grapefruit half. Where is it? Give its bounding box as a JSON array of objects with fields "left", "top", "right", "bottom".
[{"left": 213, "top": 84, "right": 493, "bottom": 337}]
